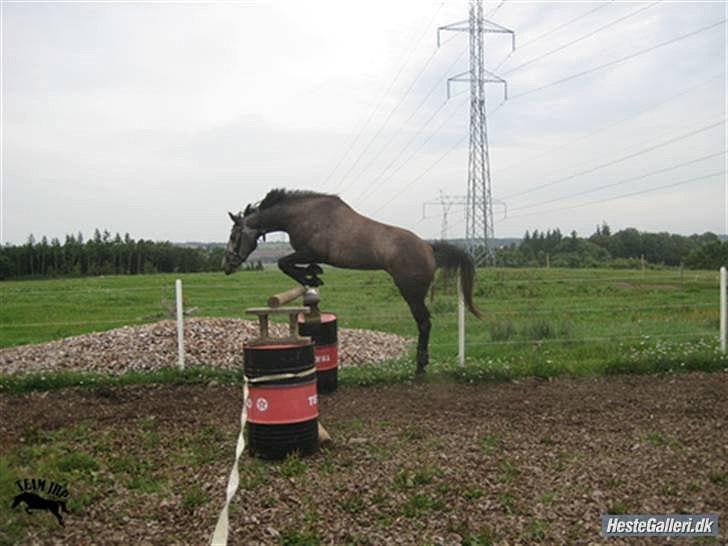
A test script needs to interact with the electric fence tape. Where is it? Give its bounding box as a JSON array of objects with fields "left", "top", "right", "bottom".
[{"left": 210, "top": 367, "right": 317, "bottom": 546}]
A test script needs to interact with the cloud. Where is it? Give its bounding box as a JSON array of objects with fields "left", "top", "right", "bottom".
[{"left": 1, "top": 1, "right": 725, "bottom": 243}]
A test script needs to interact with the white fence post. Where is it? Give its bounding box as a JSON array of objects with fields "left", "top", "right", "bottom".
[
  {"left": 458, "top": 276, "right": 465, "bottom": 367},
  {"left": 720, "top": 267, "right": 726, "bottom": 353},
  {"left": 176, "top": 279, "right": 185, "bottom": 369}
]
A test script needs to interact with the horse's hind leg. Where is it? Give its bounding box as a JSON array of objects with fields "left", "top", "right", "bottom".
[
  {"left": 397, "top": 281, "right": 432, "bottom": 374},
  {"left": 52, "top": 506, "right": 64, "bottom": 526}
]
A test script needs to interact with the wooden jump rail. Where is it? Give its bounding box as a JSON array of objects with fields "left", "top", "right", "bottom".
[
  {"left": 268, "top": 286, "right": 321, "bottom": 321},
  {"left": 267, "top": 285, "right": 306, "bottom": 308}
]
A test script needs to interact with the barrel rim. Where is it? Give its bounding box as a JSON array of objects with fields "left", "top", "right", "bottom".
[
  {"left": 297, "top": 312, "right": 337, "bottom": 324},
  {"left": 244, "top": 342, "right": 314, "bottom": 351}
]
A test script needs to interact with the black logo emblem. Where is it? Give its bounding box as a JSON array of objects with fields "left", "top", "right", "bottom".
[{"left": 11, "top": 479, "right": 70, "bottom": 527}]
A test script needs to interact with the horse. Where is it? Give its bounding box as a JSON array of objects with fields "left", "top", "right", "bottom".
[
  {"left": 223, "top": 188, "right": 481, "bottom": 374},
  {"left": 11, "top": 492, "right": 68, "bottom": 526}
]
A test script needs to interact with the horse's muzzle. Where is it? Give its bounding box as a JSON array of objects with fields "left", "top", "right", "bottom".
[{"left": 222, "top": 251, "right": 241, "bottom": 275}]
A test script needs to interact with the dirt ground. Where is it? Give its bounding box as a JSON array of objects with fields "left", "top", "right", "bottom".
[{"left": 1, "top": 372, "right": 726, "bottom": 545}]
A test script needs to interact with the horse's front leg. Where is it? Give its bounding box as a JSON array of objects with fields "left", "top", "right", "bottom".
[{"left": 278, "top": 252, "right": 324, "bottom": 287}]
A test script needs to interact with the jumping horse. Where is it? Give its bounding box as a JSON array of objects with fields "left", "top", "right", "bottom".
[{"left": 223, "top": 189, "right": 481, "bottom": 374}]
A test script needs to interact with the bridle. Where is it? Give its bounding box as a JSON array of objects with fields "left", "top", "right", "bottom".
[
  {"left": 225, "top": 224, "right": 245, "bottom": 266},
  {"left": 225, "top": 205, "right": 263, "bottom": 267}
]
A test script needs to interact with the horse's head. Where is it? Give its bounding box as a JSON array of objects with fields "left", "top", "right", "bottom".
[{"left": 223, "top": 205, "right": 260, "bottom": 274}]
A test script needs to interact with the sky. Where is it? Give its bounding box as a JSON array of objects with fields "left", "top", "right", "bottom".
[{"left": 1, "top": 0, "right": 726, "bottom": 245}]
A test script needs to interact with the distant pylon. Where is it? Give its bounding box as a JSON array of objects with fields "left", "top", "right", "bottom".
[
  {"left": 422, "top": 192, "right": 467, "bottom": 240},
  {"left": 422, "top": 193, "right": 507, "bottom": 242},
  {"left": 438, "top": 0, "right": 514, "bottom": 266}
]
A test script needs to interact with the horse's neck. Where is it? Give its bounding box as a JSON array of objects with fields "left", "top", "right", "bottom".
[{"left": 256, "top": 206, "right": 290, "bottom": 234}]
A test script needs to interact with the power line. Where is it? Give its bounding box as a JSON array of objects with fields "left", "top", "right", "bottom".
[
  {"left": 333, "top": 47, "right": 443, "bottom": 192},
  {"left": 509, "top": 18, "right": 727, "bottom": 101},
  {"left": 349, "top": 47, "right": 470, "bottom": 197},
  {"left": 446, "top": 166, "right": 725, "bottom": 233},
  {"left": 371, "top": 100, "right": 507, "bottom": 216},
  {"left": 509, "top": 150, "right": 727, "bottom": 213},
  {"left": 492, "top": 1, "right": 616, "bottom": 72},
  {"left": 321, "top": 2, "right": 446, "bottom": 190},
  {"left": 485, "top": 0, "right": 507, "bottom": 18},
  {"left": 499, "top": 118, "right": 726, "bottom": 201},
  {"left": 495, "top": 71, "right": 724, "bottom": 176},
  {"left": 498, "top": 169, "right": 726, "bottom": 223},
  {"left": 355, "top": 89, "right": 469, "bottom": 205},
  {"left": 371, "top": 133, "right": 469, "bottom": 216},
  {"left": 501, "top": 1, "right": 661, "bottom": 76},
  {"left": 512, "top": 1, "right": 614, "bottom": 52}
]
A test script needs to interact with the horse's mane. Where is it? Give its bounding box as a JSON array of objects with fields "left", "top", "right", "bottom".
[{"left": 259, "top": 188, "right": 337, "bottom": 210}]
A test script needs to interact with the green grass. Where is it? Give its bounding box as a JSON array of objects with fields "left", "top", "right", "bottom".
[
  {"left": 277, "top": 454, "right": 308, "bottom": 478},
  {"left": 280, "top": 530, "right": 321, "bottom": 546},
  {"left": 401, "top": 493, "right": 444, "bottom": 518},
  {"left": 480, "top": 434, "right": 501, "bottom": 456},
  {"left": 0, "top": 416, "right": 237, "bottom": 545},
  {"left": 0, "top": 364, "right": 247, "bottom": 394},
  {"left": 392, "top": 466, "right": 440, "bottom": 490},
  {"left": 0, "top": 267, "right": 725, "bottom": 393},
  {"left": 181, "top": 484, "right": 208, "bottom": 512}
]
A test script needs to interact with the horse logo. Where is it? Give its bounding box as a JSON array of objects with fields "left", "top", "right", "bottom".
[{"left": 11, "top": 491, "right": 69, "bottom": 526}]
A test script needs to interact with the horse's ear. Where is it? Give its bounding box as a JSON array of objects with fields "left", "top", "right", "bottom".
[
  {"left": 228, "top": 211, "right": 241, "bottom": 225},
  {"left": 244, "top": 203, "right": 253, "bottom": 216}
]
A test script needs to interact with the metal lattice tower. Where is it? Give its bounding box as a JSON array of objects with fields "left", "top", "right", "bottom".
[
  {"left": 422, "top": 192, "right": 467, "bottom": 240},
  {"left": 422, "top": 192, "right": 507, "bottom": 241},
  {"left": 438, "top": 0, "right": 514, "bottom": 266}
]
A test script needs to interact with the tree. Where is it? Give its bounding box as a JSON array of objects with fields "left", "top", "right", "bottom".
[{"left": 685, "top": 240, "right": 728, "bottom": 270}]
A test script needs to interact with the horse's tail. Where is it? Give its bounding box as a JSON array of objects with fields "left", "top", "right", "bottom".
[{"left": 430, "top": 242, "right": 482, "bottom": 319}]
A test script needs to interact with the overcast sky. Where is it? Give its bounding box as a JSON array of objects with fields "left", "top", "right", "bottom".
[{"left": 1, "top": 0, "right": 726, "bottom": 245}]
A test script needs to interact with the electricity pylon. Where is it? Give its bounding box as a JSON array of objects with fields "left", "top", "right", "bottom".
[
  {"left": 438, "top": 0, "right": 514, "bottom": 266},
  {"left": 422, "top": 192, "right": 466, "bottom": 240},
  {"left": 422, "top": 192, "right": 507, "bottom": 242}
]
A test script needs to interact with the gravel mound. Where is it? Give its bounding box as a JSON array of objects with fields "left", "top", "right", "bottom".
[{"left": 0, "top": 318, "right": 413, "bottom": 375}]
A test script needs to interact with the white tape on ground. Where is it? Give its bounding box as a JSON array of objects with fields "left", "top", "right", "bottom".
[
  {"left": 210, "top": 367, "right": 317, "bottom": 546},
  {"left": 210, "top": 382, "right": 249, "bottom": 546}
]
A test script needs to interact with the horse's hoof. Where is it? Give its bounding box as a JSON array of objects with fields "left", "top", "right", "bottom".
[{"left": 305, "top": 276, "right": 324, "bottom": 287}]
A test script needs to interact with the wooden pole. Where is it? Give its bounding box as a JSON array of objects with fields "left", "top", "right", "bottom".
[{"left": 268, "top": 286, "right": 306, "bottom": 308}]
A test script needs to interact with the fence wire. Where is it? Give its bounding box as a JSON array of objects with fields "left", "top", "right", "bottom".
[{"left": 0, "top": 271, "right": 720, "bottom": 356}]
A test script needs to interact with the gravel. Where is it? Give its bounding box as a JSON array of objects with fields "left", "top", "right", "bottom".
[{"left": 0, "top": 318, "right": 413, "bottom": 375}]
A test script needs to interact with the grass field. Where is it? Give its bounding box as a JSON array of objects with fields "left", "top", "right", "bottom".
[
  {"left": 1, "top": 266, "right": 724, "bottom": 387},
  {"left": 1, "top": 269, "right": 726, "bottom": 544}
]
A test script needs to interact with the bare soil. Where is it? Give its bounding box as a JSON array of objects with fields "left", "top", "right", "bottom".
[{"left": 1, "top": 372, "right": 726, "bottom": 544}]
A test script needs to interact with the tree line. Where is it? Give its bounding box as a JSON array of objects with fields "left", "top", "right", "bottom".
[
  {"left": 1, "top": 224, "right": 726, "bottom": 280},
  {"left": 0, "top": 229, "right": 230, "bottom": 279},
  {"left": 495, "top": 224, "right": 727, "bottom": 269}
]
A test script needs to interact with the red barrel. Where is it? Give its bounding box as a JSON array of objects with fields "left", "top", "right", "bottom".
[
  {"left": 243, "top": 343, "right": 319, "bottom": 459},
  {"left": 298, "top": 313, "right": 338, "bottom": 394}
]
